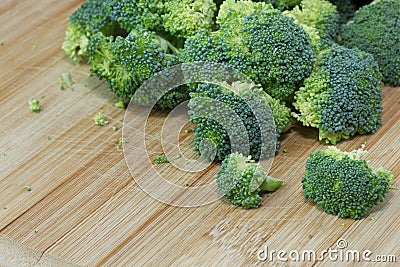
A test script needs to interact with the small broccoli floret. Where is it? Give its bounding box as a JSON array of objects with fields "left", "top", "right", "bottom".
[
  {"left": 29, "top": 99, "right": 41, "bottom": 113},
  {"left": 87, "top": 29, "right": 178, "bottom": 98},
  {"left": 62, "top": 0, "right": 117, "bottom": 62},
  {"left": 284, "top": 0, "right": 340, "bottom": 52},
  {"left": 292, "top": 44, "right": 382, "bottom": 144},
  {"left": 162, "top": 0, "right": 217, "bottom": 38},
  {"left": 182, "top": 0, "right": 315, "bottom": 101},
  {"left": 188, "top": 81, "right": 291, "bottom": 161},
  {"left": 217, "top": 152, "right": 283, "bottom": 209},
  {"left": 341, "top": 0, "right": 400, "bottom": 86},
  {"left": 302, "top": 146, "right": 394, "bottom": 219}
]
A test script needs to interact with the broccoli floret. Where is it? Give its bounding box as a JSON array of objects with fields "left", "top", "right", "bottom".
[
  {"left": 302, "top": 146, "right": 394, "bottom": 219},
  {"left": 328, "top": 0, "right": 357, "bottom": 24},
  {"left": 182, "top": 0, "right": 315, "bottom": 101},
  {"left": 162, "top": 0, "right": 217, "bottom": 38},
  {"left": 62, "top": 0, "right": 117, "bottom": 62},
  {"left": 252, "top": 0, "right": 301, "bottom": 11},
  {"left": 154, "top": 154, "right": 169, "bottom": 164},
  {"left": 188, "top": 81, "right": 291, "bottom": 161},
  {"left": 217, "top": 152, "right": 283, "bottom": 209},
  {"left": 341, "top": 0, "right": 400, "bottom": 86},
  {"left": 284, "top": 0, "right": 340, "bottom": 52},
  {"left": 292, "top": 44, "right": 382, "bottom": 144}
]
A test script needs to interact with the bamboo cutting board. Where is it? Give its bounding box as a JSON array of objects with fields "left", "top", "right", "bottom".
[{"left": 0, "top": 1, "right": 399, "bottom": 266}]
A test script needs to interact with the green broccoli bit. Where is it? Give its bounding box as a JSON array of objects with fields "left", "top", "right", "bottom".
[
  {"left": 29, "top": 99, "right": 41, "bottom": 112},
  {"left": 292, "top": 44, "right": 382, "bottom": 144},
  {"left": 0, "top": 40, "right": 4, "bottom": 46},
  {"left": 188, "top": 81, "right": 291, "bottom": 161},
  {"left": 341, "top": 0, "right": 400, "bottom": 86},
  {"left": 155, "top": 154, "right": 169, "bottom": 164},
  {"left": 302, "top": 146, "right": 394, "bottom": 219},
  {"left": 60, "top": 72, "right": 73, "bottom": 90},
  {"left": 93, "top": 112, "right": 108, "bottom": 126},
  {"left": 114, "top": 99, "right": 126, "bottom": 109},
  {"left": 216, "top": 152, "right": 283, "bottom": 209}
]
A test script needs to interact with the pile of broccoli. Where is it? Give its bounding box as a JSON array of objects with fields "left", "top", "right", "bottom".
[{"left": 62, "top": 0, "right": 397, "bottom": 211}]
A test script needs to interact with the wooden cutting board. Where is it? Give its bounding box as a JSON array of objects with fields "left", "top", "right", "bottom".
[{"left": 0, "top": 1, "right": 399, "bottom": 266}]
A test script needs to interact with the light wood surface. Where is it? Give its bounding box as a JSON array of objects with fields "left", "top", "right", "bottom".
[{"left": 0, "top": 1, "right": 399, "bottom": 266}]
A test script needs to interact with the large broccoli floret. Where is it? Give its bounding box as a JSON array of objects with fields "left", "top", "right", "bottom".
[
  {"left": 62, "top": 0, "right": 116, "bottom": 62},
  {"left": 162, "top": 0, "right": 217, "bottom": 39},
  {"left": 182, "top": 0, "right": 315, "bottom": 102},
  {"left": 284, "top": 0, "right": 340, "bottom": 52},
  {"left": 292, "top": 44, "right": 382, "bottom": 144},
  {"left": 86, "top": 29, "right": 188, "bottom": 109},
  {"left": 341, "top": 0, "right": 400, "bottom": 86},
  {"left": 217, "top": 152, "right": 283, "bottom": 209},
  {"left": 188, "top": 81, "right": 291, "bottom": 161},
  {"left": 302, "top": 146, "right": 394, "bottom": 219}
]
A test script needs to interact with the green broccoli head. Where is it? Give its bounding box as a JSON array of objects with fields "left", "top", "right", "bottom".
[
  {"left": 62, "top": 0, "right": 116, "bottom": 62},
  {"left": 341, "top": 0, "right": 400, "bottom": 86},
  {"left": 302, "top": 146, "right": 394, "bottom": 219},
  {"left": 188, "top": 81, "right": 291, "bottom": 161},
  {"left": 292, "top": 44, "right": 382, "bottom": 144},
  {"left": 86, "top": 29, "right": 188, "bottom": 109},
  {"left": 217, "top": 152, "right": 283, "bottom": 209},
  {"left": 162, "top": 0, "right": 217, "bottom": 38},
  {"left": 284, "top": 0, "right": 340, "bottom": 52},
  {"left": 183, "top": 0, "right": 315, "bottom": 102}
]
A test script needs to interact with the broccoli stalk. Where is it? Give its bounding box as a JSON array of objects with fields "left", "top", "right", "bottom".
[
  {"left": 302, "top": 145, "right": 394, "bottom": 219},
  {"left": 217, "top": 152, "right": 283, "bottom": 209}
]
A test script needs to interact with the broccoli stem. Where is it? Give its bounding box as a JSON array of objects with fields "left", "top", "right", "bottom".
[{"left": 259, "top": 176, "right": 283, "bottom": 192}]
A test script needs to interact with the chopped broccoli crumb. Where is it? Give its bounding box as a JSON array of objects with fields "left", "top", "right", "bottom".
[
  {"left": 25, "top": 186, "right": 32, "bottom": 192},
  {"left": 60, "top": 72, "right": 73, "bottom": 90},
  {"left": 283, "top": 148, "right": 288, "bottom": 153},
  {"left": 308, "top": 234, "right": 314, "bottom": 239},
  {"left": 47, "top": 136, "right": 52, "bottom": 140},
  {"left": 29, "top": 99, "right": 41, "bottom": 112},
  {"left": 32, "top": 45, "right": 37, "bottom": 51},
  {"left": 116, "top": 144, "right": 121, "bottom": 150},
  {"left": 0, "top": 40, "right": 4, "bottom": 46},
  {"left": 93, "top": 112, "right": 108, "bottom": 126},
  {"left": 155, "top": 155, "right": 169, "bottom": 164},
  {"left": 111, "top": 126, "right": 118, "bottom": 131},
  {"left": 114, "top": 99, "right": 126, "bottom": 109}
]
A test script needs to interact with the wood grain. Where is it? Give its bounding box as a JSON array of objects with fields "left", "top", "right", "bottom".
[{"left": 0, "top": 1, "right": 399, "bottom": 266}]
